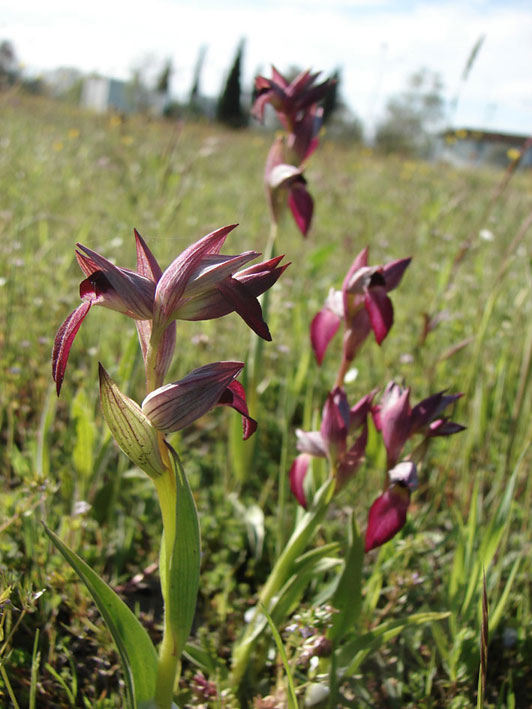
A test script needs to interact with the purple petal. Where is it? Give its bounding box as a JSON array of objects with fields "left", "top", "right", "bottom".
[
  {"left": 171, "top": 256, "right": 287, "bottom": 325},
  {"left": 295, "top": 429, "right": 327, "bottom": 457},
  {"left": 155, "top": 224, "right": 237, "bottom": 326},
  {"left": 310, "top": 307, "right": 341, "bottom": 365},
  {"left": 379, "top": 383, "right": 411, "bottom": 468},
  {"left": 349, "top": 391, "right": 375, "bottom": 431},
  {"left": 271, "top": 66, "right": 289, "bottom": 88},
  {"left": 365, "top": 486, "right": 410, "bottom": 552},
  {"left": 52, "top": 301, "right": 92, "bottom": 396},
  {"left": 410, "top": 391, "right": 463, "bottom": 435},
  {"left": 320, "top": 387, "right": 350, "bottom": 459},
  {"left": 342, "top": 248, "right": 369, "bottom": 297},
  {"left": 337, "top": 425, "right": 368, "bottom": 489},
  {"left": 236, "top": 255, "right": 289, "bottom": 295},
  {"left": 216, "top": 277, "right": 271, "bottom": 341},
  {"left": 383, "top": 257, "right": 411, "bottom": 292},
  {"left": 75, "top": 249, "right": 100, "bottom": 277},
  {"left": 142, "top": 361, "right": 243, "bottom": 433},
  {"left": 288, "top": 183, "right": 313, "bottom": 237},
  {"left": 251, "top": 91, "right": 273, "bottom": 121},
  {"left": 76, "top": 244, "right": 155, "bottom": 319},
  {"left": 182, "top": 251, "right": 260, "bottom": 299},
  {"left": 79, "top": 271, "right": 153, "bottom": 319},
  {"left": 288, "top": 107, "right": 321, "bottom": 163},
  {"left": 364, "top": 285, "right": 393, "bottom": 345},
  {"left": 289, "top": 454, "right": 311, "bottom": 509},
  {"left": 217, "top": 380, "right": 257, "bottom": 440},
  {"left": 343, "top": 307, "right": 371, "bottom": 361},
  {"left": 427, "top": 420, "right": 466, "bottom": 437},
  {"left": 135, "top": 228, "right": 162, "bottom": 281}
]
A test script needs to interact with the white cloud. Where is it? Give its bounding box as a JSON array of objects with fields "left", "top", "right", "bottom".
[{"left": 2, "top": 0, "right": 531, "bottom": 134}]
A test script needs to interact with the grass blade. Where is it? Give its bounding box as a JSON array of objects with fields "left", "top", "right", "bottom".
[{"left": 260, "top": 603, "right": 298, "bottom": 709}]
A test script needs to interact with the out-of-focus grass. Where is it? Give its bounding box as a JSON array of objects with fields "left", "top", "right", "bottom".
[{"left": 1, "top": 91, "right": 532, "bottom": 706}]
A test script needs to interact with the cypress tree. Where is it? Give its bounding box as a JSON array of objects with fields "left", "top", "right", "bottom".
[
  {"left": 322, "top": 68, "right": 341, "bottom": 124},
  {"left": 216, "top": 40, "right": 247, "bottom": 127}
]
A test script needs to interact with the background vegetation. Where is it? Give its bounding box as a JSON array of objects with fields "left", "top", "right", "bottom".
[{"left": 1, "top": 89, "right": 532, "bottom": 707}]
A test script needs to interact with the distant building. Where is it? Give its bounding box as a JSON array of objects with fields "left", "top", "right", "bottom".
[
  {"left": 438, "top": 128, "right": 532, "bottom": 169},
  {"left": 80, "top": 75, "right": 168, "bottom": 116}
]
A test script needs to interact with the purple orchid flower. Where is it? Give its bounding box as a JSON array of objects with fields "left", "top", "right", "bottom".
[
  {"left": 252, "top": 67, "right": 331, "bottom": 136},
  {"left": 265, "top": 137, "right": 313, "bottom": 237},
  {"left": 311, "top": 248, "right": 411, "bottom": 366},
  {"left": 365, "top": 461, "right": 418, "bottom": 552},
  {"left": 289, "top": 387, "right": 373, "bottom": 508},
  {"left": 52, "top": 226, "right": 288, "bottom": 394},
  {"left": 372, "top": 382, "right": 465, "bottom": 468},
  {"left": 142, "top": 361, "right": 257, "bottom": 440}
]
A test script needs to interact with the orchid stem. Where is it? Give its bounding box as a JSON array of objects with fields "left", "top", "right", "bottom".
[
  {"left": 153, "top": 444, "right": 179, "bottom": 708},
  {"left": 231, "top": 478, "right": 334, "bottom": 688},
  {"left": 335, "top": 356, "right": 351, "bottom": 389}
]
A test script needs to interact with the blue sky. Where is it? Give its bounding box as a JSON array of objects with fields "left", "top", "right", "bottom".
[{"left": 2, "top": 0, "right": 531, "bottom": 135}]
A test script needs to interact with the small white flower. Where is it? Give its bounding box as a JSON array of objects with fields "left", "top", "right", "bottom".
[{"left": 479, "top": 229, "right": 494, "bottom": 242}]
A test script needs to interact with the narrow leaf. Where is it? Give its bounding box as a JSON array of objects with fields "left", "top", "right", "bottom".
[
  {"left": 43, "top": 524, "right": 157, "bottom": 708},
  {"left": 165, "top": 445, "right": 201, "bottom": 656},
  {"left": 330, "top": 514, "right": 364, "bottom": 641},
  {"left": 339, "top": 612, "right": 450, "bottom": 676}
]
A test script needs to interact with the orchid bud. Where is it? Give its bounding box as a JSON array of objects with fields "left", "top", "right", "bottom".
[{"left": 98, "top": 364, "right": 166, "bottom": 479}]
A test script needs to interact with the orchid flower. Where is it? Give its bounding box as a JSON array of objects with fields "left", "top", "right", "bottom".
[
  {"left": 265, "top": 137, "right": 313, "bottom": 237},
  {"left": 52, "top": 225, "right": 288, "bottom": 394},
  {"left": 289, "top": 387, "right": 373, "bottom": 508},
  {"left": 372, "top": 382, "right": 465, "bottom": 468},
  {"left": 142, "top": 361, "right": 257, "bottom": 440},
  {"left": 310, "top": 248, "right": 411, "bottom": 366},
  {"left": 253, "top": 67, "right": 334, "bottom": 238},
  {"left": 365, "top": 461, "right": 418, "bottom": 552},
  {"left": 252, "top": 67, "right": 331, "bottom": 136}
]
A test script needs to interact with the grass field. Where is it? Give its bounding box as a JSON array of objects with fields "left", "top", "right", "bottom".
[{"left": 1, "top": 90, "right": 532, "bottom": 708}]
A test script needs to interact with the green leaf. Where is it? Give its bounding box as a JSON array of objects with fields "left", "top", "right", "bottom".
[
  {"left": 43, "top": 524, "right": 157, "bottom": 709},
  {"left": 165, "top": 445, "right": 201, "bottom": 656},
  {"left": 329, "top": 513, "right": 364, "bottom": 642},
  {"left": 489, "top": 556, "right": 521, "bottom": 632},
  {"left": 339, "top": 611, "right": 451, "bottom": 676}
]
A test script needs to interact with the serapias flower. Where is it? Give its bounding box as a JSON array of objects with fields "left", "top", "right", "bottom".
[
  {"left": 265, "top": 137, "right": 313, "bottom": 236},
  {"left": 372, "top": 382, "right": 465, "bottom": 468},
  {"left": 142, "top": 361, "right": 257, "bottom": 440},
  {"left": 365, "top": 461, "right": 418, "bottom": 552},
  {"left": 52, "top": 226, "right": 288, "bottom": 394},
  {"left": 310, "top": 248, "right": 411, "bottom": 365},
  {"left": 252, "top": 67, "right": 331, "bottom": 134},
  {"left": 289, "top": 387, "right": 373, "bottom": 508}
]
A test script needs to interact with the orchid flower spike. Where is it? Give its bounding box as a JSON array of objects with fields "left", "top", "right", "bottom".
[
  {"left": 311, "top": 247, "right": 411, "bottom": 366},
  {"left": 289, "top": 387, "right": 373, "bottom": 508},
  {"left": 52, "top": 226, "right": 288, "bottom": 394}
]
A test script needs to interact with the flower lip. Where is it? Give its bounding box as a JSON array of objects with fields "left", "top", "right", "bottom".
[{"left": 80, "top": 271, "right": 110, "bottom": 298}]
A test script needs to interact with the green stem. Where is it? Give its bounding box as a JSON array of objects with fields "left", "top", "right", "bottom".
[
  {"left": 231, "top": 478, "right": 334, "bottom": 688},
  {"left": 154, "top": 449, "right": 179, "bottom": 708}
]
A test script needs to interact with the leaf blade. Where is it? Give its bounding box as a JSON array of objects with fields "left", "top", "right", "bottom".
[{"left": 43, "top": 524, "right": 158, "bottom": 708}]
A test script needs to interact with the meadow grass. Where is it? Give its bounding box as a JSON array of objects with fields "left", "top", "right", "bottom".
[{"left": 1, "top": 91, "right": 532, "bottom": 707}]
